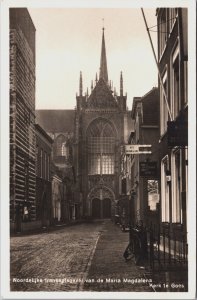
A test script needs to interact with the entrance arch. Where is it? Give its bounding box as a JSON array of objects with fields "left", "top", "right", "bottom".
[
  {"left": 88, "top": 186, "right": 115, "bottom": 219},
  {"left": 92, "top": 198, "right": 101, "bottom": 218}
]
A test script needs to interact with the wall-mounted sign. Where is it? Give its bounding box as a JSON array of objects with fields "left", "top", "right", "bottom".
[
  {"left": 167, "top": 120, "right": 188, "bottom": 147},
  {"left": 125, "top": 144, "right": 152, "bottom": 154},
  {"left": 140, "top": 161, "right": 158, "bottom": 177}
]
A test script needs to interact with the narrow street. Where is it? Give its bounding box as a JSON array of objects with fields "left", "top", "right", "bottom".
[{"left": 10, "top": 220, "right": 152, "bottom": 292}]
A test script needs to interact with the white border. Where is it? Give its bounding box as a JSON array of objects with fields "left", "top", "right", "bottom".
[{"left": 0, "top": 0, "right": 196, "bottom": 299}]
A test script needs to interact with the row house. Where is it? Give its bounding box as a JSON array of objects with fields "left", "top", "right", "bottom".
[
  {"left": 121, "top": 88, "right": 160, "bottom": 227},
  {"left": 36, "top": 110, "right": 81, "bottom": 223},
  {"left": 51, "top": 163, "right": 78, "bottom": 224},
  {"left": 157, "top": 8, "right": 188, "bottom": 238},
  {"left": 130, "top": 88, "right": 160, "bottom": 227},
  {"left": 35, "top": 124, "right": 53, "bottom": 228}
]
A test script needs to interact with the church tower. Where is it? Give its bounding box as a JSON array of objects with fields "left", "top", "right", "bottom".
[{"left": 74, "top": 28, "right": 129, "bottom": 219}]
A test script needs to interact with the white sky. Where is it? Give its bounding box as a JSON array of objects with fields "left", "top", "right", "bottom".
[{"left": 28, "top": 8, "right": 158, "bottom": 110}]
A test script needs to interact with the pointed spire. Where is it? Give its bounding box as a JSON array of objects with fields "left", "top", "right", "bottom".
[
  {"left": 91, "top": 80, "right": 93, "bottom": 91},
  {"left": 120, "top": 71, "right": 123, "bottom": 96},
  {"left": 95, "top": 72, "right": 98, "bottom": 84},
  {"left": 86, "top": 87, "right": 89, "bottom": 97},
  {"left": 79, "top": 71, "right": 83, "bottom": 96},
  {"left": 99, "top": 27, "right": 108, "bottom": 83}
]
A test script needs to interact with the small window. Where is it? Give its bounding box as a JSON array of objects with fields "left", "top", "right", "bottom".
[{"left": 148, "top": 180, "right": 159, "bottom": 211}]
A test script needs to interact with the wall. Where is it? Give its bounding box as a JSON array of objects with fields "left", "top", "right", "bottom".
[{"left": 10, "top": 9, "right": 36, "bottom": 228}]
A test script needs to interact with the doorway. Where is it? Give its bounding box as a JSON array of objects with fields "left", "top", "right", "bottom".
[
  {"left": 92, "top": 198, "right": 101, "bottom": 218},
  {"left": 103, "top": 198, "right": 111, "bottom": 218}
]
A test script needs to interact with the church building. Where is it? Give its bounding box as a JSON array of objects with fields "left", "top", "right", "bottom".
[{"left": 74, "top": 28, "right": 132, "bottom": 219}]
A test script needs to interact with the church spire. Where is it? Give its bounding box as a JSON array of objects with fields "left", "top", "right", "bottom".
[
  {"left": 120, "top": 71, "right": 123, "bottom": 96},
  {"left": 79, "top": 71, "right": 83, "bottom": 96},
  {"left": 99, "top": 27, "right": 108, "bottom": 83}
]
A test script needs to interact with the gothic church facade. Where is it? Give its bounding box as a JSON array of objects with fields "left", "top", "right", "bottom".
[{"left": 74, "top": 28, "right": 131, "bottom": 219}]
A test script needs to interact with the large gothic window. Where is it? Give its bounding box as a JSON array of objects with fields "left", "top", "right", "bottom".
[{"left": 87, "top": 119, "right": 116, "bottom": 175}]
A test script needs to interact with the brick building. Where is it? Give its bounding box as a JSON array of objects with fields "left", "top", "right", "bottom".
[
  {"left": 74, "top": 28, "right": 132, "bottom": 219},
  {"left": 9, "top": 8, "right": 36, "bottom": 232},
  {"left": 35, "top": 124, "right": 53, "bottom": 227}
]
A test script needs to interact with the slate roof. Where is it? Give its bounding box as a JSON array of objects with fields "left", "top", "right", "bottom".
[
  {"left": 131, "top": 88, "right": 159, "bottom": 126},
  {"left": 36, "top": 109, "right": 75, "bottom": 133},
  {"left": 141, "top": 88, "right": 159, "bottom": 126}
]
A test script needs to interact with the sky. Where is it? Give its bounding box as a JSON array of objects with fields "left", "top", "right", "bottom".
[{"left": 29, "top": 8, "right": 158, "bottom": 110}]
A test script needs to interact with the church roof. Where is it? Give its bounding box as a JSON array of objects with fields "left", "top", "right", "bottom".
[
  {"left": 36, "top": 109, "right": 75, "bottom": 133},
  {"left": 87, "top": 78, "right": 118, "bottom": 109}
]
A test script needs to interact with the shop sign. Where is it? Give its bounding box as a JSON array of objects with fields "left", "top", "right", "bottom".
[
  {"left": 125, "top": 144, "right": 152, "bottom": 154},
  {"left": 139, "top": 161, "right": 158, "bottom": 177},
  {"left": 167, "top": 120, "right": 188, "bottom": 147}
]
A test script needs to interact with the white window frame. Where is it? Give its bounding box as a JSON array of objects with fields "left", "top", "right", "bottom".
[
  {"left": 159, "top": 9, "right": 168, "bottom": 59},
  {"left": 161, "top": 155, "right": 170, "bottom": 222},
  {"left": 171, "top": 41, "right": 180, "bottom": 119},
  {"left": 160, "top": 69, "right": 168, "bottom": 135},
  {"left": 171, "top": 148, "right": 182, "bottom": 223}
]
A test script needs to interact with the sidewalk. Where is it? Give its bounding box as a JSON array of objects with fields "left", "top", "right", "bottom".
[{"left": 83, "top": 220, "right": 152, "bottom": 292}]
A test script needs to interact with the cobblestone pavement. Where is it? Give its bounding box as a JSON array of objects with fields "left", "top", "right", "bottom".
[
  {"left": 10, "top": 221, "right": 104, "bottom": 291},
  {"left": 10, "top": 220, "right": 152, "bottom": 292}
]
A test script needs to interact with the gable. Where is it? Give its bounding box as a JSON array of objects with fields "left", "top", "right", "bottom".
[{"left": 87, "top": 78, "right": 118, "bottom": 109}]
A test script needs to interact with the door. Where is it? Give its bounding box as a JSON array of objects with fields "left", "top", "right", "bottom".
[
  {"left": 103, "top": 198, "right": 111, "bottom": 218},
  {"left": 92, "top": 198, "right": 101, "bottom": 218}
]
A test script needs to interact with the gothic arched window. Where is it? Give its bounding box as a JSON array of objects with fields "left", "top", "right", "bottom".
[
  {"left": 55, "top": 134, "right": 67, "bottom": 157},
  {"left": 87, "top": 119, "right": 116, "bottom": 175}
]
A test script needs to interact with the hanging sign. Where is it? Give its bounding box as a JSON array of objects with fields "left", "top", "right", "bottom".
[
  {"left": 140, "top": 161, "right": 158, "bottom": 177},
  {"left": 125, "top": 144, "right": 152, "bottom": 154},
  {"left": 167, "top": 120, "right": 188, "bottom": 147}
]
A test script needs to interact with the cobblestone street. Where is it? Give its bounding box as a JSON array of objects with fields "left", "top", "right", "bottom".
[{"left": 10, "top": 220, "right": 152, "bottom": 292}]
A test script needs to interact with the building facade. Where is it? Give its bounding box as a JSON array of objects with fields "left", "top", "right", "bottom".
[
  {"left": 128, "top": 88, "right": 160, "bottom": 227},
  {"left": 35, "top": 124, "right": 53, "bottom": 227},
  {"left": 157, "top": 8, "right": 188, "bottom": 239},
  {"left": 10, "top": 8, "right": 36, "bottom": 232},
  {"left": 74, "top": 28, "right": 132, "bottom": 219},
  {"left": 36, "top": 110, "right": 81, "bottom": 222}
]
